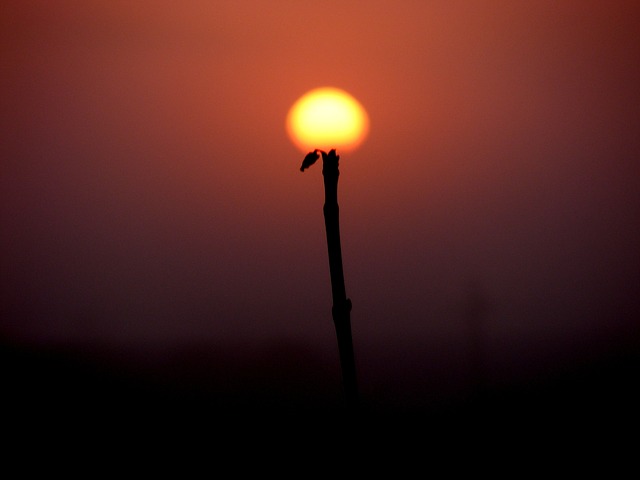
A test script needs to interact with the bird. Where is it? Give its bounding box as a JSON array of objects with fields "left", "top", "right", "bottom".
[{"left": 300, "top": 149, "right": 320, "bottom": 172}]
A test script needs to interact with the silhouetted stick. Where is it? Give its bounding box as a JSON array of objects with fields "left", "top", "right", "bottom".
[{"left": 300, "top": 149, "right": 358, "bottom": 411}]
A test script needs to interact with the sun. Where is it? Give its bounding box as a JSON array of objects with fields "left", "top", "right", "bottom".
[{"left": 286, "top": 87, "right": 369, "bottom": 153}]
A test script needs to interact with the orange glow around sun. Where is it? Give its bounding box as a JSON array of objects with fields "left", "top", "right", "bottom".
[{"left": 286, "top": 87, "right": 369, "bottom": 153}]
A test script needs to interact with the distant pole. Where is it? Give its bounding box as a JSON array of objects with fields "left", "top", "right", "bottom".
[{"left": 300, "top": 149, "right": 358, "bottom": 410}]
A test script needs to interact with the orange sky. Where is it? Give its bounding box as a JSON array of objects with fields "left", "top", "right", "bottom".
[{"left": 2, "top": 1, "right": 639, "bottom": 411}]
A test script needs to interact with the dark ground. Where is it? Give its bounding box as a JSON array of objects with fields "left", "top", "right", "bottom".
[{"left": 3, "top": 338, "right": 638, "bottom": 439}]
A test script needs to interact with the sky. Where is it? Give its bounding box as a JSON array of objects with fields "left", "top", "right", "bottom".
[{"left": 2, "top": 1, "right": 639, "bottom": 420}]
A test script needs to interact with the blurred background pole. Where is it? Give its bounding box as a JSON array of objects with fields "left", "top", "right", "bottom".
[{"left": 320, "top": 149, "right": 358, "bottom": 411}]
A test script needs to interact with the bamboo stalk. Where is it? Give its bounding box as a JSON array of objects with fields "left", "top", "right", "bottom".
[{"left": 301, "top": 149, "right": 358, "bottom": 410}]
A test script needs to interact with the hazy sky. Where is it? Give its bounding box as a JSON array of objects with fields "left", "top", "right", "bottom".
[{"left": 2, "top": 1, "right": 639, "bottom": 411}]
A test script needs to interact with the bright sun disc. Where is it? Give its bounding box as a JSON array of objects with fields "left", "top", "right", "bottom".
[{"left": 286, "top": 87, "right": 369, "bottom": 153}]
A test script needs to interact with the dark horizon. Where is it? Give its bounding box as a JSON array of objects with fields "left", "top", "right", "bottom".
[{"left": 4, "top": 332, "right": 638, "bottom": 424}]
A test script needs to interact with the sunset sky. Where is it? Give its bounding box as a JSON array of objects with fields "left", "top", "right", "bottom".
[{"left": 2, "top": 1, "right": 639, "bottom": 417}]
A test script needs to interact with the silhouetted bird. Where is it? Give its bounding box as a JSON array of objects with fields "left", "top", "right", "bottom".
[{"left": 300, "top": 149, "right": 320, "bottom": 172}]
